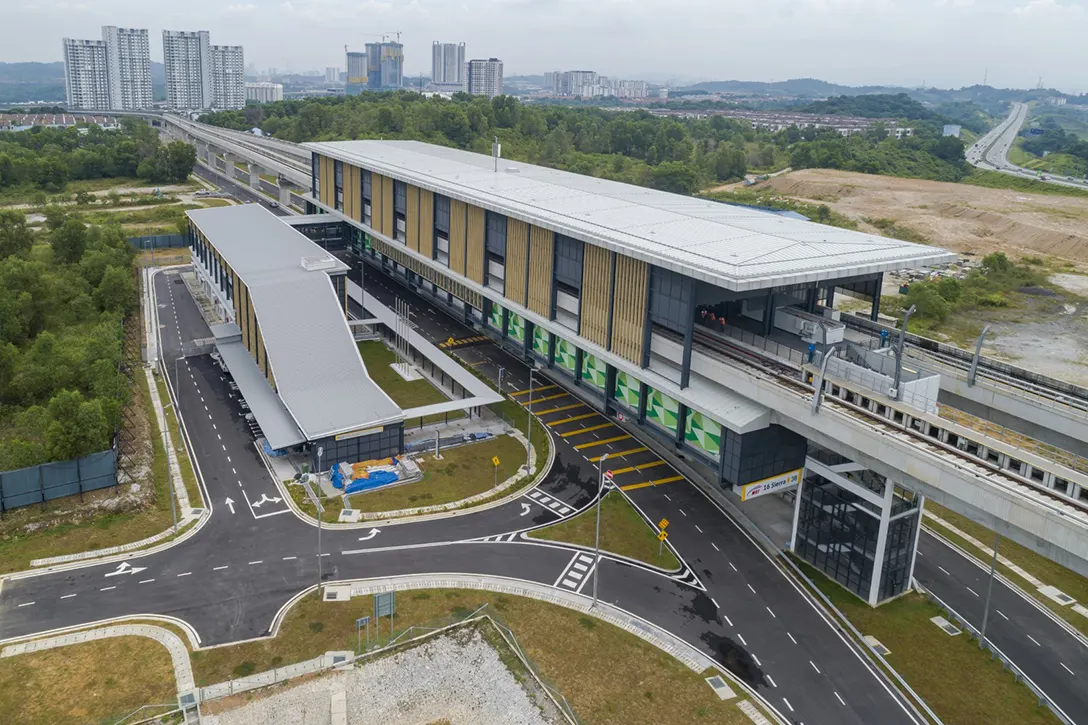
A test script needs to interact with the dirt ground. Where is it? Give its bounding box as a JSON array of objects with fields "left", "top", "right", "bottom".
[{"left": 762, "top": 169, "right": 1088, "bottom": 268}]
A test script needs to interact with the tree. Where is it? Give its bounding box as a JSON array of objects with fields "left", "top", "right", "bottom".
[
  {"left": 74, "top": 191, "right": 94, "bottom": 205},
  {"left": 45, "top": 389, "right": 110, "bottom": 461},
  {"left": 51, "top": 218, "right": 88, "bottom": 264},
  {"left": 42, "top": 204, "right": 69, "bottom": 231},
  {"left": 647, "top": 162, "right": 701, "bottom": 195},
  {"left": 94, "top": 265, "right": 137, "bottom": 314},
  {"left": 165, "top": 141, "right": 196, "bottom": 183},
  {"left": 712, "top": 146, "right": 747, "bottom": 182},
  {"left": 0, "top": 210, "right": 33, "bottom": 259}
]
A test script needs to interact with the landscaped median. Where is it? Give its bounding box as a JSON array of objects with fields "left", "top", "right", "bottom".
[
  {"left": 792, "top": 558, "right": 1059, "bottom": 725},
  {"left": 528, "top": 490, "right": 682, "bottom": 571}
]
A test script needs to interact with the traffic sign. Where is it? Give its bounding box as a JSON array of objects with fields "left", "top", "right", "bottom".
[
  {"left": 492, "top": 456, "right": 501, "bottom": 467},
  {"left": 659, "top": 518, "right": 669, "bottom": 530},
  {"left": 657, "top": 530, "right": 668, "bottom": 542},
  {"left": 447, "top": 336, "right": 455, "bottom": 345},
  {"left": 604, "top": 470, "right": 614, "bottom": 483},
  {"left": 356, "top": 616, "right": 370, "bottom": 627}
]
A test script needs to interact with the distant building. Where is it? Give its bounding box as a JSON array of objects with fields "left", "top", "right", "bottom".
[
  {"left": 211, "top": 45, "right": 245, "bottom": 110},
  {"left": 101, "top": 26, "right": 152, "bottom": 110},
  {"left": 345, "top": 51, "right": 368, "bottom": 96},
  {"left": 245, "top": 82, "right": 284, "bottom": 104},
  {"left": 325, "top": 66, "right": 340, "bottom": 84},
  {"left": 431, "top": 41, "right": 465, "bottom": 87},
  {"left": 542, "top": 69, "right": 648, "bottom": 99},
  {"left": 1046, "top": 96, "right": 1067, "bottom": 106},
  {"left": 466, "top": 58, "right": 503, "bottom": 99},
  {"left": 942, "top": 124, "right": 962, "bottom": 138},
  {"left": 365, "top": 42, "right": 403, "bottom": 90},
  {"left": 163, "top": 30, "right": 213, "bottom": 110},
  {"left": 543, "top": 71, "right": 559, "bottom": 93},
  {"left": 62, "top": 38, "right": 110, "bottom": 110}
]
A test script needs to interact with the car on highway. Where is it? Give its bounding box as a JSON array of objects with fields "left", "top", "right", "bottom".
[{"left": 269, "top": 201, "right": 279, "bottom": 208}]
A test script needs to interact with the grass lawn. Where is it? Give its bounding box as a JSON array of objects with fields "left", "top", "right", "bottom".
[
  {"left": 356, "top": 341, "right": 451, "bottom": 408},
  {"left": 962, "top": 168, "right": 1088, "bottom": 198},
  {"left": 925, "top": 501, "right": 1088, "bottom": 637},
  {"left": 346, "top": 434, "right": 528, "bottom": 514},
  {"left": 0, "top": 373, "right": 178, "bottom": 574},
  {"left": 528, "top": 490, "right": 681, "bottom": 570},
  {"left": 188, "top": 589, "right": 756, "bottom": 725},
  {"left": 197, "top": 197, "right": 233, "bottom": 208},
  {"left": 796, "top": 559, "right": 1059, "bottom": 725},
  {"left": 0, "top": 177, "right": 150, "bottom": 206},
  {"left": 135, "top": 247, "right": 192, "bottom": 267},
  {"left": 153, "top": 369, "right": 203, "bottom": 508},
  {"left": 77, "top": 202, "right": 201, "bottom": 228},
  {"left": 0, "top": 636, "right": 177, "bottom": 725}
]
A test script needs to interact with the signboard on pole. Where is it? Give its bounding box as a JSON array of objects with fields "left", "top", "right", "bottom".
[
  {"left": 374, "top": 592, "right": 396, "bottom": 618},
  {"left": 659, "top": 518, "right": 669, "bottom": 530},
  {"left": 604, "top": 470, "right": 614, "bottom": 484},
  {"left": 657, "top": 530, "right": 668, "bottom": 542},
  {"left": 492, "top": 456, "right": 501, "bottom": 467},
  {"left": 739, "top": 468, "right": 803, "bottom": 502}
]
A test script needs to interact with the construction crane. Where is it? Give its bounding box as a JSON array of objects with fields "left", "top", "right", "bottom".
[{"left": 354, "top": 31, "right": 403, "bottom": 44}]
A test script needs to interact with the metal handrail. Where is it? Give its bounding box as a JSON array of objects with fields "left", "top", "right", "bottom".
[{"left": 914, "top": 581, "right": 1073, "bottom": 725}]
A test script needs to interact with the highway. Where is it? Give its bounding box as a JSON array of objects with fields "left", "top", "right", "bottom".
[
  {"left": 0, "top": 260, "right": 930, "bottom": 725},
  {"left": 967, "top": 102, "right": 1088, "bottom": 190}
]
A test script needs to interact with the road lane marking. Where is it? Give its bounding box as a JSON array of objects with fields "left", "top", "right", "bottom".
[
  {"left": 560, "top": 423, "right": 614, "bottom": 438},
  {"left": 177, "top": 572, "right": 191, "bottom": 577},
  {"left": 752, "top": 654, "right": 761, "bottom": 666},
  {"left": 767, "top": 675, "right": 777, "bottom": 688},
  {"left": 966, "top": 586, "right": 979, "bottom": 597},
  {"left": 548, "top": 412, "right": 596, "bottom": 426},
  {"left": 217, "top": 434, "right": 222, "bottom": 440},
  {"left": 620, "top": 475, "right": 684, "bottom": 491},
  {"left": 711, "top": 543, "right": 719, "bottom": 551},
  {"left": 724, "top": 615, "right": 733, "bottom": 626},
  {"left": 997, "top": 609, "right": 1008, "bottom": 620},
  {"left": 60, "top": 594, "right": 77, "bottom": 599},
  {"left": 835, "top": 692, "right": 846, "bottom": 706},
  {"left": 730, "top": 562, "right": 737, "bottom": 572},
  {"left": 535, "top": 403, "right": 583, "bottom": 415},
  {"left": 748, "top": 584, "right": 756, "bottom": 594},
  {"left": 711, "top": 598, "right": 720, "bottom": 608},
  {"left": 100, "top": 586, "right": 116, "bottom": 591},
  {"left": 249, "top": 560, "right": 263, "bottom": 565},
  {"left": 589, "top": 447, "right": 646, "bottom": 462},
  {"left": 511, "top": 384, "right": 555, "bottom": 397},
  {"left": 788, "top": 632, "right": 797, "bottom": 644},
  {"left": 524, "top": 392, "right": 568, "bottom": 406},
  {"left": 232, "top": 468, "right": 237, "bottom": 475},
  {"left": 938, "top": 566, "right": 951, "bottom": 575},
  {"left": 227, "top": 456, "right": 231, "bottom": 463},
  {"left": 1027, "top": 634, "right": 1041, "bottom": 646},
  {"left": 139, "top": 579, "right": 155, "bottom": 584},
  {"left": 679, "top": 509, "right": 687, "bottom": 516},
  {"left": 283, "top": 556, "right": 297, "bottom": 560},
  {"left": 695, "top": 525, "right": 703, "bottom": 533},
  {"left": 782, "top": 698, "right": 794, "bottom": 713},
  {"left": 767, "top": 607, "right": 776, "bottom": 618},
  {"left": 574, "top": 434, "right": 630, "bottom": 450},
  {"left": 663, "top": 494, "right": 672, "bottom": 501},
  {"left": 737, "top": 634, "right": 747, "bottom": 646},
  {"left": 1061, "top": 663, "right": 1074, "bottom": 676},
  {"left": 810, "top": 660, "right": 820, "bottom": 674},
  {"left": 213, "top": 565, "right": 229, "bottom": 571},
  {"left": 17, "top": 602, "right": 34, "bottom": 607}
]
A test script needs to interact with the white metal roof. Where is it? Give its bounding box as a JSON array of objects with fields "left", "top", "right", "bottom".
[
  {"left": 187, "top": 204, "right": 403, "bottom": 441},
  {"left": 305, "top": 140, "right": 956, "bottom": 292}
]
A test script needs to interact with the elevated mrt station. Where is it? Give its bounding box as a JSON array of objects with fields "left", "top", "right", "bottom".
[{"left": 296, "top": 140, "right": 1088, "bottom": 606}]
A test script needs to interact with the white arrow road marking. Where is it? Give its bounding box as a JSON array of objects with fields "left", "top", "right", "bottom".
[
  {"left": 105, "top": 561, "right": 148, "bottom": 578},
  {"left": 225, "top": 497, "right": 235, "bottom": 514},
  {"left": 251, "top": 493, "right": 283, "bottom": 508},
  {"left": 357, "top": 528, "right": 382, "bottom": 541},
  {"left": 520, "top": 503, "right": 531, "bottom": 516}
]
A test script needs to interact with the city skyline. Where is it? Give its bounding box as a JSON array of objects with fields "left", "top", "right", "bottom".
[{"left": 5, "top": 0, "right": 1086, "bottom": 93}]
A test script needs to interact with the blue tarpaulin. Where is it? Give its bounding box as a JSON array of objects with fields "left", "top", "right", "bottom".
[{"left": 344, "top": 470, "right": 399, "bottom": 495}]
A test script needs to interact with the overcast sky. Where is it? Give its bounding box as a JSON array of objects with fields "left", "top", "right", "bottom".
[{"left": 3, "top": 0, "right": 1086, "bottom": 91}]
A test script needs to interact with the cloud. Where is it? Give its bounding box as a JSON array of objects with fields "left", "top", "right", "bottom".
[
  {"left": 222, "top": 3, "right": 258, "bottom": 13},
  {"left": 1013, "top": 0, "right": 1084, "bottom": 13}
]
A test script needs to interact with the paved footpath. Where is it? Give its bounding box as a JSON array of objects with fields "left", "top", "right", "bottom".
[{"left": 1, "top": 624, "right": 195, "bottom": 692}]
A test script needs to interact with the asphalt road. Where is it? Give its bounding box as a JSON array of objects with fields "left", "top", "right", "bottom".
[
  {"left": 0, "top": 262, "right": 926, "bottom": 725},
  {"left": 966, "top": 102, "right": 1088, "bottom": 190},
  {"left": 914, "top": 530, "right": 1087, "bottom": 722}
]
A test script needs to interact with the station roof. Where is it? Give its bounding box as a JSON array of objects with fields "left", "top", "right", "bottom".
[
  {"left": 187, "top": 204, "right": 403, "bottom": 443},
  {"left": 306, "top": 140, "right": 955, "bottom": 292}
]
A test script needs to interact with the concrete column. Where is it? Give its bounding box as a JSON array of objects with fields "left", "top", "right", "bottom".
[
  {"left": 279, "top": 182, "right": 292, "bottom": 206},
  {"left": 870, "top": 273, "right": 884, "bottom": 322},
  {"left": 867, "top": 477, "right": 896, "bottom": 606},
  {"left": 248, "top": 163, "right": 261, "bottom": 190},
  {"left": 197, "top": 142, "right": 209, "bottom": 163},
  {"left": 762, "top": 293, "right": 776, "bottom": 338},
  {"left": 224, "top": 153, "right": 236, "bottom": 181}
]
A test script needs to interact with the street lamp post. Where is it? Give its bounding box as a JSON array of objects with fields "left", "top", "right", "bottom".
[
  {"left": 316, "top": 446, "right": 324, "bottom": 595},
  {"left": 980, "top": 532, "right": 1001, "bottom": 650},
  {"left": 525, "top": 369, "right": 538, "bottom": 473},
  {"left": 592, "top": 453, "right": 610, "bottom": 609},
  {"left": 892, "top": 304, "right": 916, "bottom": 401}
]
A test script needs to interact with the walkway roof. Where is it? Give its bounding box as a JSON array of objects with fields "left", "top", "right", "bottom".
[
  {"left": 187, "top": 204, "right": 403, "bottom": 443},
  {"left": 305, "top": 140, "right": 956, "bottom": 292}
]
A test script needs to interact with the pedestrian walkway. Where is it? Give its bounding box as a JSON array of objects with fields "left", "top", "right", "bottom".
[
  {"left": 554, "top": 551, "right": 596, "bottom": 593},
  {"left": 526, "top": 488, "right": 574, "bottom": 516},
  {"left": 1, "top": 624, "right": 194, "bottom": 693}
]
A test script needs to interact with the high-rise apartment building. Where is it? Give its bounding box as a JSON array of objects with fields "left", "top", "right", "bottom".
[
  {"left": 365, "top": 42, "right": 404, "bottom": 90},
  {"left": 162, "top": 30, "right": 213, "bottom": 110},
  {"left": 62, "top": 38, "right": 110, "bottom": 109},
  {"left": 211, "top": 45, "right": 245, "bottom": 110},
  {"left": 431, "top": 41, "right": 465, "bottom": 86},
  {"left": 466, "top": 58, "right": 503, "bottom": 99},
  {"left": 345, "top": 51, "right": 368, "bottom": 96},
  {"left": 101, "top": 26, "right": 152, "bottom": 110},
  {"left": 325, "top": 67, "right": 340, "bottom": 84},
  {"left": 245, "top": 82, "right": 284, "bottom": 104}
]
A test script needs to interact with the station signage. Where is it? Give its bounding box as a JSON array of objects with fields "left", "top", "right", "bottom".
[
  {"left": 739, "top": 468, "right": 803, "bottom": 502},
  {"left": 335, "top": 425, "right": 384, "bottom": 441}
]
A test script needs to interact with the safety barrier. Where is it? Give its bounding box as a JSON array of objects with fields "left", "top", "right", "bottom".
[{"left": 0, "top": 447, "right": 117, "bottom": 514}]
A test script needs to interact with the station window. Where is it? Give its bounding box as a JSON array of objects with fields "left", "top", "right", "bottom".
[
  {"left": 553, "top": 234, "right": 583, "bottom": 332},
  {"left": 648, "top": 265, "right": 692, "bottom": 342},
  {"left": 393, "top": 180, "right": 407, "bottom": 243},
  {"left": 361, "top": 170, "right": 372, "bottom": 226},
  {"left": 333, "top": 160, "right": 344, "bottom": 212},
  {"left": 311, "top": 153, "right": 319, "bottom": 197},
  {"left": 434, "top": 194, "right": 451, "bottom": 267},
  {"left": 485, "top": 211, "right": 507, "bottom": 295}
]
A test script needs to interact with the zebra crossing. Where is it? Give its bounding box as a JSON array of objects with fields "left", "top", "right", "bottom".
[
  {"left": 554, "top": 551, "right": 597, "bottom": 592},
  {"left": 479, "top": 532, "right": 521, "bottom": 543},
  {"left": 526, "top": 488, "right": 574, "bottom": 516}
]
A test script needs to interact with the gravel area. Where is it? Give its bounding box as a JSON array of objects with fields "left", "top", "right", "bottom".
[{"left": 207, "top": 626, "right": 560, "bottom": 725}]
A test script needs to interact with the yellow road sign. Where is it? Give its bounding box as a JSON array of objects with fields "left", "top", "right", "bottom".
[
  {"left": 447, "top": 336, "right": 455, "bottom": 345},
  {"left": 492, "top": 456, "right": 501, "bottom": 467},
  {"left": 659, "top": 518, "right": 669, "bottom": 530},
  {"left": 657, "top": 530, "right": 668, "bottom": 542}
]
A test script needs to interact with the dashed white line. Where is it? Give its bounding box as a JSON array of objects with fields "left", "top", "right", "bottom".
[
  {"left": 17, "top": 602, "right": 34, "bottom": 608},
  {"left": 737, "top": 634, "right": 747, "bottom": 646},
  {"left": 1060, "top": 662, "right": 1075, "bottom": 676},
  {"left": 663, "top": 494, "right": 672, "bottom": 501},
  {"left": 138, "top": 579, "right": 155, "bottom": 584},
  {"left": 232, "top": 468, "right": 237, "bottom": 475},
  {"left": 213, "top": 565, "right": 229, "bottom": 571},
  {"left": 767, "top": 675, "right": 777, "bottom": 687},
  {"left": 787, "top": 632, "right": 797, "bottom": 644},
  {"left": 695, "top": 525, "right": 703, "bottom": 533},
  {"left": 834, "top": 691, "right": 846, "bottom": 706},
  {"left": 249, "top": 560, "right": 263, "bottom": 565},
  {"left": 724, "top": 615, "right": 733, "bottom": 627},
  {"left": 679, "top": 509, "right": 687, "bottom": 517},
  {"left": 938, "top": 566, "right": 951, "bottom": 575},
  {"left": 60, "top": 593, "right": 77, "bottom": 599},
  {"left": 711, "top": 543, "right": 719, "bottom": 552},
  {"left": 212, "top": 424, "right": 217, "bottom": 430},
  {"left": 100, "top": 586, "right": 116, "bottom": 592},
  {"left": 782, "top": 698, "right": 794, "bottom": 713},
  {"left": 966, "top": 586, "right": 979, "bottom": 597},
  {"left": 752, "top": 654, "right": 761, "bottom": 666},
  {"left": 217, "top": 434, "right": 222, "bottom": 441},
  {"left": 227, "top": 456, "right": 231, "bottom": 463},
  {"left": 283, "top": 556, "right": 297, "bottom": 560},
  {"left": 766, "top": 606, "right": 776, "bottom": 618},
  {"left": 1026, "top": 634, "right": 1041, "bottom": 646},
  {"left": 747, "top": 583, "right": 756, "bottom": 594},
  {"left": 997, "top": 609, "right": 1008, "bottom": 621},
  {"left": 729, "top": 562, "right": 737, "bottom": 572},
  {"left": 711, "top": 597, "right": 720, "bottom": 609},
  {"left": 176, "top": 572, "right": 191, "bottom": 577},
  {"left": 810, "top": 660, "right": 821, "bottom": 674},
  {"left": 222, "top": 444, "right": 227, "bottom": 451}
]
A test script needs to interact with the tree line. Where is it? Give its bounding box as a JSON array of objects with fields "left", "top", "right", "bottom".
[
  {"left": 0, "top": 120, "right": 196, "bottom": 194},
  {"left": 204, "top": 92, "right": 969, "bottom": 194},
  {"left": 0, "top": 210, "right": 137, "bottom": 470}
]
